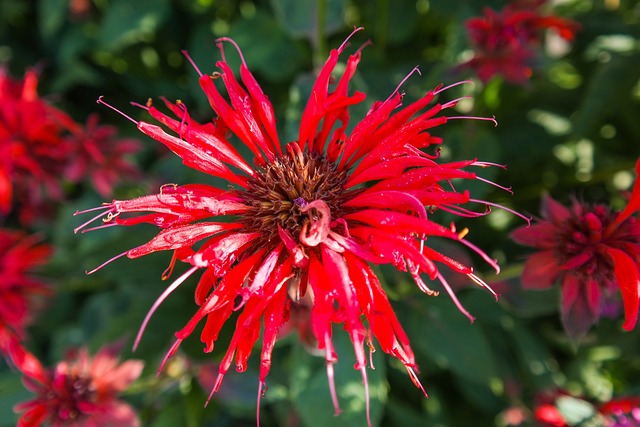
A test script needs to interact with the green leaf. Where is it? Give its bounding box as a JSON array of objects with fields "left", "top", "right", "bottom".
[
  {"left": 148, "top": 400, "right": 187, "bottom": 427},
  {"left": 510, "top": 321, "right": 558, "bottom": 389},
  {"left": 0, "top": 371, "right": 29, "bottom": 426},
  {"left": 289, "top": 332, "right": 388, "bottom": 427},
  {"left": 572, "top": 52, "right": 640, "bottom": 138},
  {"left": 403, "top": 296, "right": 499, "bottom": 385},
  {"left": 270, "top": 0, "right": 345, "bottom": 39},
  {"left": 38, "top": 0, "right": 68, "bottom": 40},
  {"left": 97, "top": 0, "right": 170, "bottom": 51},
  {"left": 227, "top": 11, "right": 306, "bottom": 83}
]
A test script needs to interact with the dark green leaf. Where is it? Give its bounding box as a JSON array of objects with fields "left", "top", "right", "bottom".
[
  {"left": 38, "top": 0, "right": 68, "bottom": 40},
  {"left": 270, "top": 0, "right": 345, "bottom": 39},
  {"left": 403, "top": 296, "right": 499, "bottom": 385},
  {"left": 227, "top": 11, "right": 307, "bottom": 83},
  {"left": 572, "top": 53, "right": 640, "bottom": 138},
  {"left": 290, "top": 332, "right": 387, "bottom": 427}
]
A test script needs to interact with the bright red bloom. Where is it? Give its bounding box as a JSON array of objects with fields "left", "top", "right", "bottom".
[
  {"left": 63, "top": 114, "right": 141, "bottom": 198},
  {"left": 511, "top": 159, "right": 640, "bottom": 341},
  {"left": 76, "top": 30, "right": 514, "bottom": 424},
  {"left": 0, "top": 68, "right": 141, "bottom": 224},
  {"left": 12, "top": 342, "right": 144, "bottom": 427},
  {"left": 460, "top": 1, "right": 579, "bottom": 84},
  {"left": 0, "top": 68, "right": 77, "bottom": 223},
  {"left": 0, "top": 229, "right": 51, "bottom": 349}
]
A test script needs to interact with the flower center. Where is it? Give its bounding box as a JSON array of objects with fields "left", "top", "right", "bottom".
[
  {"left": 555, "top": 205, "right": 620, "bottom": 275},
  {"left": 45, "top": 373, "right": 95, "bottom": 422},
  {"left": 241, "top": 143, "right": 354, "bottom": 246}
]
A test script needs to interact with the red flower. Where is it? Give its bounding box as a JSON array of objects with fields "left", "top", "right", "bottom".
[
  {"left": 76, "top": 29, "right": 515, "bottom": 424},
  {"left": 460, "top": 1, "right": 579, "bottom": 84},
  {"left": 0, "top": 68, "right": 77, "bottom": 223},
  {"left": 0, "top": 68, "right": 141, "bottom": 224},
  {"left": 12, "top": 342, "right": 144, "bottom": 427},
  {"left": 511, "top": 159, "right": 640, "bottom": 341},
  {"left": 63, "top": 114, "right": 141, "bottom": 198},
  {"left": 0, "top": 229, "right": 51, "bottom": 348}
]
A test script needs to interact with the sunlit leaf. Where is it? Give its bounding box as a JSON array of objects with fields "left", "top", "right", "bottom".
[{"left": 97, "top": 0, "right": 170, "bottom": 51}]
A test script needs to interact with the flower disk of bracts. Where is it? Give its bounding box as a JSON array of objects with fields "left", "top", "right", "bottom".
[{"left": 75, "top": 28, "right": 525, "bottom": 426}]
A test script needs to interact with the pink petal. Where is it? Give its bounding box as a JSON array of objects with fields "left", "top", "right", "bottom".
[
  {"left": 541, "top": 194, "right": 571, "bottom": 223},
  {"left": 95, "top": 402, "right": 140, "bottom": 427},
  {"left": 510, "top": 222, "right": 558, "bottom": 248},
  {"left": 560, "top": 274, "right": 599, "bottom": 342},
  {"left": 585, "top": 278, "right": 602, "bottom": 318},
  {"left": 98, "top": 359, "right": 145, "bottom": 392},
  {"left": 521, "top": 251, "right": 561, "bottom": 289}
]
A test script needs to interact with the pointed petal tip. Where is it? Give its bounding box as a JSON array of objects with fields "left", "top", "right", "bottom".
[{"left": 622, "top": 312, "right": 639, "bottom": 331}]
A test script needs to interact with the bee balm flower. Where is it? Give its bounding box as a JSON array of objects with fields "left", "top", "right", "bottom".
[
  {"left": 76, "top": 29, "right": 515, "bottom": 425},
  {"left": 511, "top": 159, "right": 640, "bottom": 341},
  {"left": 0, "top": 68, "right": 75, "bottom": 223},
  {"left": 13, "top": 343, "right": 143, "bottom": 427},
  {"left": 460, "top": 0, "right": 579, "bottom": 84},
  {"left": 0, "top": 68, "right": 140, "bottom": 224}
]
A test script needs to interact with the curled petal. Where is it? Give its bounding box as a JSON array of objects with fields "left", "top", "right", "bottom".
[{"left": 299, "top": 200, "right": 332, "bottom": 247}]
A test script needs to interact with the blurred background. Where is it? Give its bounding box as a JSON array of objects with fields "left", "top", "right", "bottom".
[{"left": 1, "top": 0, "right": 639, "bottom": 426}]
